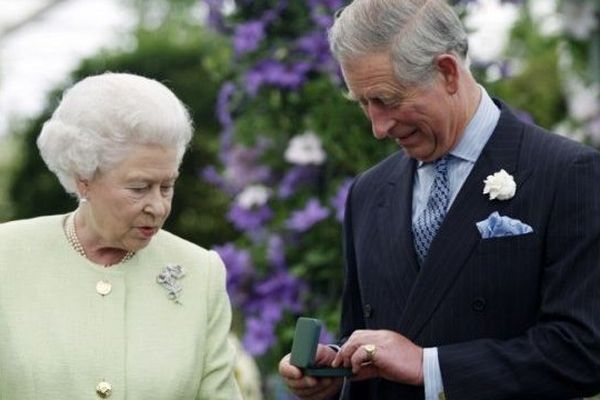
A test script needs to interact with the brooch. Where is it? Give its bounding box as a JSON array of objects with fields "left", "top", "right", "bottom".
[{"left": 156, "top": 264, "right": 186, "bottom": 304}]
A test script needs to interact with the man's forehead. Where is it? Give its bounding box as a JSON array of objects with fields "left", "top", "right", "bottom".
[{"left": 342, "top": 61, "right": 407, "bottom": 99}]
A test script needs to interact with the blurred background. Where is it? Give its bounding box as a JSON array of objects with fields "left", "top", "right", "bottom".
[{"left": 1, "top": 0, "right": 599, "bottom": 398}]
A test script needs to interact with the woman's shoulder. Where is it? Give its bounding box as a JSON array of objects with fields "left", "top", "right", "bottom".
[
  {"left": 148, "top": 229, "right": 222, "bottom": 268},
  {"left": 0, "top": 214, "right": 64, "bottom": 239},
  {"left": 152, "top": 229, "right": 211, "bottom": 255}
]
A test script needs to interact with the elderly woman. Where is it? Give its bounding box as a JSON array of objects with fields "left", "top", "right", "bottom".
[{"left": 0, "top": 73, "right": 241, "bottom": 399}]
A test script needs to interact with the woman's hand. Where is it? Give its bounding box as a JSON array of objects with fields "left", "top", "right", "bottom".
[
  {"left": 279, "top": 344, "right": 343, "bottom": 400},
  {"left": 331, "top": 329, "right": 424, "bottom": 386}
]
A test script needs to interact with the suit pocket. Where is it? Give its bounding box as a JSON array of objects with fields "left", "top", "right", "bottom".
[{"left": 476, "top": 232, "right": 539, "bottom": 254}]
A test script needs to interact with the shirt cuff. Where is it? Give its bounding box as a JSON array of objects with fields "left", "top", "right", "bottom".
[{"left": 423, "top": 347, "right": 445, "bottom": 400}]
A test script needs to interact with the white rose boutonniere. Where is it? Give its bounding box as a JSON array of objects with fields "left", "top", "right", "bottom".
[{"left": 483, "top": 169, "right": 516, "bottom": 200}]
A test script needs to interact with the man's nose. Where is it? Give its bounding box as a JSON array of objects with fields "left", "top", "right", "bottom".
[{"left": 366, "top": 104, "right": 395, "bottom": 140}]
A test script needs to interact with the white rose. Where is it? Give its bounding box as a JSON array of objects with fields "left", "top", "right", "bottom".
[
  {"left": 236, "top": 184, "right": 271, "bottom": 209},
  {"left": 284, "top": 131, "right": 327, "bottom": 165},
  {"left": 483, "top": 169, "right": 516, "bottom": 200}
]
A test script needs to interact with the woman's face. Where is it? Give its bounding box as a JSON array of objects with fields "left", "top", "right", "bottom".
[{"left": 78, "top": 144, "right": 180, "bottom": 252}]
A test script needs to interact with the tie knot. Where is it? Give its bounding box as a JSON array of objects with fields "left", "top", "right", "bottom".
[{"left": 433, "top": 155, "right": 449, "bottom": 175}]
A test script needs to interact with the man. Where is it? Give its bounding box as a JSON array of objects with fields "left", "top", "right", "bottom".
[{"left": 278, "top": 0, "right": 600, "bottom": 399}]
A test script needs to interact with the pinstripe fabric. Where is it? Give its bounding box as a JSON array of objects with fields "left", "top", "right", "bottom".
[{"left": 340, "top": 99, "right": 600, "bottom": 400}]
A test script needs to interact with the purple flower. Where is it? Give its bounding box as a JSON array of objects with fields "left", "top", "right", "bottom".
[
  {"left": 319, "top": 326, "right": 335, "bottom": 345},
  {"left": 296, "top": 31, "right": 330, "bottom": 58},
  {"left": 244, "top": 60, "right": 312, "bottom": 96},
  {"left": 222, "top": 143, "right": 272, "bottom": 192},
  {"left": 213, "top": 243, "right": 255, "bottom": 307},
  {"left": 285, "top": 198, "right": 331, "bottom": 232},
  {"left": 330, "top": 178, "right": 353, "bottom": 222},
  {"left": 243, "top": 317, "right": 276, "bottom": 355},
  {"left": 267, "top": 234, "right": 286, "bottom": 269},
  {"left": 233, "top": 20, "right": 266, "bottom": 56},
  {"left": 201, "top": 165, "right": 227, "bottom": 190},
  {"left": 216, "top": 81, "right": 236, "bottom": 129},
  {"left": 227, "top": 203, "right": 273, "bottom": 232},
  {"left": 278, "top": 165, "right": 319, "bottom": 198},
  {"left": 250, "top": 270, "right": 305, "bottom": 316},
  {"left": 307, "top": 0, "right": 343, "bottom": 11},
  {"left": 311, "top": 12, "right": 334, "bottom": 29},
  {"left": 204, "top": 0, "right": 226, "bottom": 32}
]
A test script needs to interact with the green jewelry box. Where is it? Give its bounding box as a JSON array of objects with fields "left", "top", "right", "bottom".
[{"left": 290, "top": 317, "right": 353, "bottom": 377}]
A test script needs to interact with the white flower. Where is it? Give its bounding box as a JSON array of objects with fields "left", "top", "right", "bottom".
[
  {"left": 560, "top": 2, "right": 598, "bottom": 40},
  {"left": 565, "top": 77, "right": 600, "bottom": 122},
  {"left": 483, "top": 169, "right": 516, "bottom": 201},
  {"left": 284, "top": 131, "right": 326, "bottom": 165},
  {"left": 236, "top": 184, "right": 271, "bottom": 209}
]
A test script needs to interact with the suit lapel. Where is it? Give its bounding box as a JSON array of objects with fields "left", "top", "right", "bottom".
[
  {"left": 374, "top": 154, "right": 420, "bottom": 312},
  {"left": 398, "top": 102, "right": 531, "bottom": 339}
]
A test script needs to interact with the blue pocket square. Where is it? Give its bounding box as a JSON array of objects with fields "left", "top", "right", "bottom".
[{"left": 476, "top": 211, "right": 533, "bottom": 239}]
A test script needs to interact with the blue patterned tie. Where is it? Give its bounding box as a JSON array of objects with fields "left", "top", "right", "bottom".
[{"left": 413, "top": 156, "right": 450, "bottom": 264}]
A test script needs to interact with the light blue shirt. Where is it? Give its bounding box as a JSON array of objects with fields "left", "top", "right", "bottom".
[{"left": 417, "top": 87, "right": 500, "bottom": 400}]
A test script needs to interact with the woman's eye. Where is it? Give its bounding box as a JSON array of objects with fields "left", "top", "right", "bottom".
[{"left": 161, "top": 186, "right": 174, "bottom": 194}]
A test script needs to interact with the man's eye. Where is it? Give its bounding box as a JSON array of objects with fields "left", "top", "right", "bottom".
[{"left": 130, "top": 187, "right": 147, "bottom": 193}]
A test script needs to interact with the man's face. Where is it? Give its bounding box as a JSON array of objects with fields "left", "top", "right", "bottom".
[{"left": 341, "top": 52, "right": 463, "bottom": 162}]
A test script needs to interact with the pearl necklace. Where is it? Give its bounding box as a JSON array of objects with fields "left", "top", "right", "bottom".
[{"left": 64, "top": 212, "right": 135, "bottom": 266}]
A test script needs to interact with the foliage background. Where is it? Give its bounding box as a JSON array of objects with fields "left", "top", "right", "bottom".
[{"left": 1, "top": 0, "right": 599, "bottom": 398}]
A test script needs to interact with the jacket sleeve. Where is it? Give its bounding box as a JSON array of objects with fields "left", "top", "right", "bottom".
[{"left": 438, "top": 150, "right": 600, "bottom": 399}]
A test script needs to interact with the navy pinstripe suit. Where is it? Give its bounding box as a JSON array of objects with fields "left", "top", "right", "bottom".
[{"left": 340, "top": 100, "right": 600, "bottom": 399}]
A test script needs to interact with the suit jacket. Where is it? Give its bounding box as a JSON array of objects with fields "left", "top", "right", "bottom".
[{"left": 340, "top": 100, "right": 600, "bottom": 399}]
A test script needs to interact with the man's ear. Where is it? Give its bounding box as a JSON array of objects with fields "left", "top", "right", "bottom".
[{"left": 435, "top": 54, "right": 461, "bottom": 94}]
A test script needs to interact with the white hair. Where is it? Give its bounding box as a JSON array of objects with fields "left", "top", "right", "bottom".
[
  {"left": 37, "top": 72, "right": 193, "bottom": 196},
  {"left": 328, "top": 0, "right": 469, "bottom": 86}
]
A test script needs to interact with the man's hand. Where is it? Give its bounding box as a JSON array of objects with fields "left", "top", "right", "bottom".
[
  {"left": 279, "top": 344, "right": 343, "bottom": 400},
  {"left": 331, "top": 329, "right": 424, "bottom": 386}
]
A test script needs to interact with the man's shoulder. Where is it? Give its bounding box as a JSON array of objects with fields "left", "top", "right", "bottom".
[
  {"left": 496, "top": 98, "right": 597, "bottom": 161},
  {"left": 520, "top": 121, "right": 599, "bottom": 163},
  {"left": 354, "top": 151, "right": 408, "bottom": 188}
]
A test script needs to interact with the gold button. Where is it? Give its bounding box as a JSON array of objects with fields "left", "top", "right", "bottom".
[
  {"left": 96, "top": 381, "right": 112, "bottom": 398},
  {"left": 96, "top": 280, "right": 112, "bottom": 296}
]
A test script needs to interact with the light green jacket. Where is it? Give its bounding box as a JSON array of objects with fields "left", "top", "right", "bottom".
[{"left": 0, "top": 214, "right": 241, "bottom": 400}]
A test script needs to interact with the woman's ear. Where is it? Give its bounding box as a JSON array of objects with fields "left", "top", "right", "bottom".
[
  {"left": 435, "top": 54, "right": 461, "bottom": 94},
  {"left": 75, "top": 177, "right": 89, "bottom": 200}
]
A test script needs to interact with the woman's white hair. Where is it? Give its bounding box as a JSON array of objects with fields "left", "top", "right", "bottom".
[
  {"left": 328, "top": 0, "right": 469, "bottom": 86},
  {"left": 37, "top": 72, "right": 193, "bottom": 196}
]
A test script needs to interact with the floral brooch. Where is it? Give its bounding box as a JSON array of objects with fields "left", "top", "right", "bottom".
[
  {"left": 483, "top": 169, "right": 516, "bottom": 201},
  {"left": 156, "top": 264, "right": 186, "bottom": 304}
]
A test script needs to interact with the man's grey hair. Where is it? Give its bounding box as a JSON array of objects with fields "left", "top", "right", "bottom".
[
  {"left": 328, "top": 0, "right": 469, "bottom": 85},
  {"left": 37, "top": 72, "right": 193, "bottom": 196}
]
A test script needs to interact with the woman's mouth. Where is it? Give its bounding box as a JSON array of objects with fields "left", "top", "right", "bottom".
[{"left": 138, "top": 227, "right": 157, "bottom": 238}]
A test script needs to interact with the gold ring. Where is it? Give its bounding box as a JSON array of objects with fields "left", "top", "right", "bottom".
[{"left": 364, "top": 344, "right": 377, "bottom": 362}]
